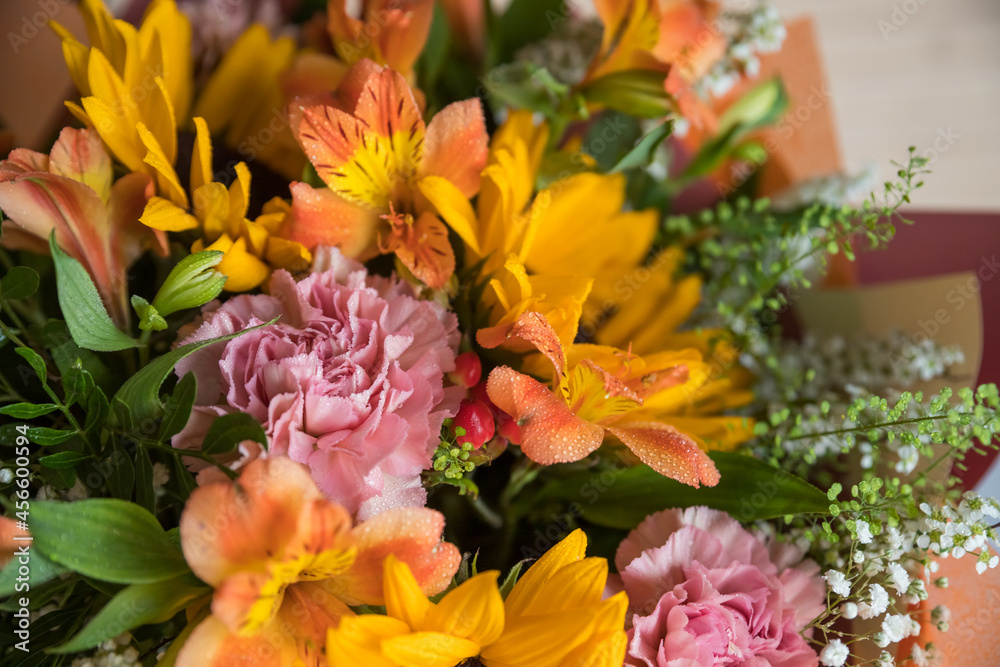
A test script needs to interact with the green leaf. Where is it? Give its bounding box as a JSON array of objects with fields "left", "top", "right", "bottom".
[
  {"left": 84, "top": 386, "right": 109, "bottom": 433},
  {"left": 62, "top": 363, "right": 95, "bottom": 409},
  {"left": 610, "top": 121, "right": 673, "bottom": 173},
  {"left": 30, "top": 319, "right": 114, "bottom": 391},
  {"left": 159, "top": 373, "right": 197, "bottom": 441},
  {"left": 0, "top": 549, "right": 67, "bottom": 597},
  {"left": 0, "top": 403, "right": 59, "bottom": 418},
  {"left": 513, "top": 452, "right": 831, "bottom": 530},
  {"left": 202, "top": 412, "right": 268, "bottom": 456},
  {"left": 15, "top": 347, "right": 47, "bottom": 381},
  {"left": 39, "top": 451, "right": 90, "bottom": 469},
  {"left": 109, "top": 320, "right": 276, "bottom": 430},
  {"left": 25, "top": 427, "right": 79, "bottom": 446},
  {"left": 483, "top": 63, "right": 571, "bottom": 119},
  {"left": 52, "top": 576, "right": 209, "bottom": 653},
  {"left": 0, "top": 266, "right": 40, "bottom": 301},
  {"left": 49, "top": 233, "right": 139, "bottom": 352},
  {"left": 135, "top": 446, "right": 156, "bottom": 514},
  {"left": 29, "top": 498, "right": 189, "bottom": 584},
  {"left": 107, "top": 440, "right": 135, "bottom": 500}
]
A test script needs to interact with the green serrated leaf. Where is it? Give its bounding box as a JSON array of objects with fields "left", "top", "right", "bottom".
[
  {"left": 159, "top": 373, "right": 197, "bottom": 441},
  {"left": 52, "top": 576, "right": 209, "bottom": 654},
  {"left": 0, "top": 403, "right": 59, "bottom": 418},
  {"left": 512, "top": 452, "right": 831, "bottom": 530},
  {"left": 202, "top": 412, "right": 268, "bottom": 456},
  {"left": 498, "top": 560, "right": 527, "bottom": 599},
  {"left": 39, "top": 451, "right": 90, "bottom": 469},
  {"left": 29, "top": 498, "right": 189, "bottom": 584},
  {"left": 49, "top": 233, "right": 139, "bottom": 352},
  {"left": 0, "top": 265, "right": 40, "bottom": 301},
  {"left": 109, "top": 320, "right": 276, "bottom": 430}
]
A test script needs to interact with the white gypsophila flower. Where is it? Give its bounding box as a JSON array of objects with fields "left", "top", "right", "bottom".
[
  {"left": 0, "top": 468, "right": 12, "bottom": 484},
  {"left": 856, "top": 520, "right": 873, "bottom": 544},
  {"left": 887, "top": 562, "right": 911, "bottom": 595},
  {"left": 819, "top": 638, "right": 850, "bottom": 667},
  {"left": 824, "top": 569, "right": 851, "bottom": 597},
  {"left": 876, "top": 651, "right": 895, "bottom": 667},
  {"left": 151, "top": 462, "right": 171, "bottom": 490},
  {"left": 70, "top": 638, "right": 140, "bottom": 667},
  {"left": 881, "top": 614, "right": 913, "bottom": 643},
  {"left": 841, "top": 602, "right": 858, "bottom": 620},
  {"left": 853, "top": 551, "right": 866, "bottom": 564},
  {"left": 868, "top": 584, "right": 890, "bottom": 617},
  {"left": 908, "top": 645, "right": 932, "bottom": 667}
]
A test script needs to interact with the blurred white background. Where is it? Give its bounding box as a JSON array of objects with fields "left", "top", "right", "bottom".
[{"left": 764, "top": 0, "right": 1000, "bottom": 212}]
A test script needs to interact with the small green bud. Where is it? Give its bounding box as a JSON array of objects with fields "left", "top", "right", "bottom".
[
  {"left": 151, "top": 251, "right": 227, "bottom": 317},
  {"left": 131, "top": 295, "right": 168, "bottom": 332}
]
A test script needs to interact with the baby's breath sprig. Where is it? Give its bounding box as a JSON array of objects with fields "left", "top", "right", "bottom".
[{"left": 664, "top": 148, "right": 930, "bottom": 336}]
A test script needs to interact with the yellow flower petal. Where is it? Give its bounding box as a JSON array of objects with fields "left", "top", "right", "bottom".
[
  {"left": 190, "top": 117, "right": 214, "bottom": 193},
  {"left": 193, "top": 182, "right": 230, "bottom": 240},
  {"left": 137, "top": 121, "right": 187, "bottom": 207},
  {"left": 50, "top": 21, "right": 91, "bottom": 96},
  {"left": 418, "top": 175, "right": 481, "bottom": 255},
  {"left": 427, "top": 571, "right": 504, "bottom": 646},
  {"left": 140, "top": 195, "right": 198, "bottom": 231},
  {"left": 381, "top": 631, "right": 480, "bottom": 667},
  {"left": 480, "top": 607, "right": 599, "bottom": 667},
  {"left": 265, "top": 238, "right": 312, "bottom": 273},
  {"left": 327, "top": 615, "right": 409, "bottom": 667},
  {"left": 382, "top": 554, "right": 432, "bottom": 630},
  {"left": 209, "top": 235, "right": 270, "bottom": 292},
  {"left": 504, "top": 529, "right": 587, "bottom": 619}
]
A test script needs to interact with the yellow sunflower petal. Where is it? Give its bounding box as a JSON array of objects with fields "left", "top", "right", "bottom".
[
  {"left": 381, "top": 631, "right": 481, "bottom": 667},
  {"left": 327, "top": 615, "right": 409, "bottom": 667},
  {"left": 504, "top": 529, "right": 587, "bottom": 619},
  {"left": 382, "top": 554, "right": 432, "bottom": 631},
  {"left": 427, "top": 571, "right": 504, "bottom": 646}
]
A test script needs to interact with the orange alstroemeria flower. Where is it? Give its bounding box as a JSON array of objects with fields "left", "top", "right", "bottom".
[
  {"left": 287, "top": 60, "right": 488, "bottom": 288},
  {"left": 326, "top": 0, "right": 434, "bottom": 83},
  {"left": 582, "top": 0, "right": 725, "bottom": 130},
  {"left": 484, "top": 312, "right": 721, "bottom": 488},
  {"left": 177, "top": 457, "right": 461, "bottom": 667},
  {"left": 0, "top": 127, "right": 167, "bottom": 327}
]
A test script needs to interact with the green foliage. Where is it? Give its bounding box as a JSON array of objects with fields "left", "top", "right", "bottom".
[
  {"left": 49, "top": 233, "right": 139, "bottom": 351},
  {"left": 52, "top": 575, "right": 208, "bottom": 654},
  {"left": 29, "top": 499, "right": 190, "bottom": 584},
  {"left": 201, "top": 412, "right": 268, "bottom": 456},
  {"left": 511, "top": 451, "right": 831, "bottom": 530}
]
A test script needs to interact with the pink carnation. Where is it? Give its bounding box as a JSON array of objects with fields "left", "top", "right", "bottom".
[
  {"left": 612, "top": 507, "right": 825, "bottom": 667},
  {"left": 172, "top": 248, "right": 459, "bottom": 518}
]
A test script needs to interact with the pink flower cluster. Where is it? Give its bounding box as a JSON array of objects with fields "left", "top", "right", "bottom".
[
  {"left": 613, "top": 507, "right": 826, "bottom": 667},
  {"left": 173, "top": 248, "right": 459, "bottom": 518}
]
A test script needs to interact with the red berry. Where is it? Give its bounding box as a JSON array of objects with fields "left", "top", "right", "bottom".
[
  {"left": 453, "top": 399, "right": 495, "bottom": 449},
  {"left": 448, "top": 352, "right": 482, "bottom": 388},
  {"left": 469, "top": 381, "right": 495, "bottom": 411},
  {"left": 496, "top": 412, "right": 521, "bottom": 445}
]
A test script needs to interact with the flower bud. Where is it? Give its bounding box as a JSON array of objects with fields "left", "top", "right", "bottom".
[
  {"left": 448, "top": 352, "right": 482, "bottom": 388},
  {"left": 453, "top": 400, "right": 495, "bottom": 449},
  {"left": 152, "top": 251, "right": 227, "bottom": 317}
]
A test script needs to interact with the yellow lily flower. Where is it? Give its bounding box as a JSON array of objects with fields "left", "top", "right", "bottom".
[
  {"left": 326, "top": 529, "right": 627, "bottom": 667},
  {"left": 194, "top": 24, "right": 305, "bottom": 180},
  {"left": 52, "top": 0, "right": 192, "bottom": 205},
  {"left": 140, "top": 118, "right": 311, "bottom": 291}
]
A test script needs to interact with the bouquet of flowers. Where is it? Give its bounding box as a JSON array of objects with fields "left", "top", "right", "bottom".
[{"left": 1, "top": 1, "right": 997, "bottom": 666}]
